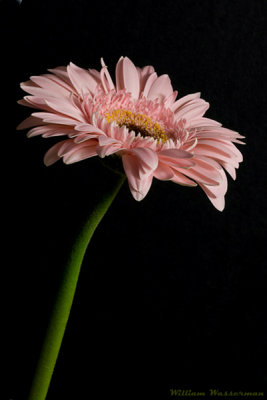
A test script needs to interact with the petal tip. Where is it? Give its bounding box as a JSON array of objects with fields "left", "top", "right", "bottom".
[{"left": 132, "top": 190, "right": 145, "bottom": 201}]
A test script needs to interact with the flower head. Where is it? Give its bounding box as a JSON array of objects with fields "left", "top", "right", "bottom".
[{"left": 17, "top": 56, "right": 244, "bottom": 210}]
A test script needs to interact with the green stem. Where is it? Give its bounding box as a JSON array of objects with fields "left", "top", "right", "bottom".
[{"left": 27, "top": 172, "right": 125, "bottom": 400}]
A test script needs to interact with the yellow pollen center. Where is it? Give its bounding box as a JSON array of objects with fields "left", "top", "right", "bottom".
[{"left": 105, "top": 109, "right": 167, "bottom": 142}]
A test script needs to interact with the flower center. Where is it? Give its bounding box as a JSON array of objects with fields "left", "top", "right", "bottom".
[{"left": 105, "top": 109, "right": 167, "bottom": 142}]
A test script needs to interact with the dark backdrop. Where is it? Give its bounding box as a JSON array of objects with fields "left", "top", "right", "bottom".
[{"left": 2, "top": 0, "right": 267, "bottom": 399}]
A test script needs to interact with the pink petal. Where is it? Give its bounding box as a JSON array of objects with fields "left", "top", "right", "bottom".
[
  {"left": 57, "top": 140, "right": 78, "bottom": 156},
  {"left": 27, "top": 125, "right": 74, "bottom": 138},
  {"left": 30, "top": 74, "right": 73, "bottom": 96},
  {"left": 153, "top": 162, "right": 174, "bottom": 180},
  {"left": 47, "top": 66, "right": 71, "bottom": 85},
  {"left": 137, "top": 65, "right": 155, "bottom": 92},
  {"left": 193, "top": 141, "right": 241, "bottom": 165},
  {"left": 132, "top": 174, "right": 153, "bottom": 201},
  {"left": 170, "top": 92, "right": 201, "bottom": 113},
  {"left": 88, "top": 68, "right": 101, "bottom": 81},
  {"left": 27, "top": 126, "right": 50, "bottom": 138},
  {"left": 189, "top": 117, "right": 222, "bottom": 128},
  {"left": 63, "top": 142, "right": 98, "bottom": 164},
  {"left": 171, "top": 170, "right": 198, "bottom": 186},
  {"left": 44, "top": 140, "right": 69, "bottom": 166},
  {"left": 197, "top": 168, "right": 228, "bottom": 212},
  {"left": 20, "top": 80, "right": 48, "bottom": 97},
  {"left": 74, "top": 123, "right": 106, "bottom": 136},
  {"left": 20, "top": 76, "right": 71, "bottom": 99},
  {"left": 160, "top": 157, "right": 195, "bottom": 169},
  {"left": 31, "top": 112, "right": 78, "bottom": 126},
  {"left": 98, "top": 136, "right": 120, "bottom": 146},
  {"left": 142, "top": 72, "right": 158, "bottom": 97},
  {"left": 17, "top": 98, "right": 30, "bottom": 107},
  {"left": 206, "top": 139, "right": 243, "bottom": 162},
  {"left": 175, "top": 99, "right": 210, "bottom": 122},
  {"left": 147, "top": 74, "right": 173, "bottom": 102},
  {"left": 74, "top": 134, "right": 92, "bottom": 143},
  {"left": 190, "top": 157, "right": 224, "bottom": 183},
  {"left": 159, "top": 148, "right": 193, "bottom": 159},
  {"left": 130, "top": 147, "right": 158, "bottom": 178},
  {"left": 16, "top": 116, "right": 43, "bottom": 130},
  {"left": 122, "top": 153, "right": 153, "bottom": 201},
  {"left": 67, "top": 62, "right": 98, "bottom": 96},
  {"left": 115, "top": 57, "right": 124, "bottom": 91},
  {"left": 159, "top": 148, "right": 196, "bottom": 169},
  {"left": 196, "top": 131, "right": 243, "bottom": 141},
  {"left": 18, "top": 96, "right": 51, "bottom": 111},
  {"left": 174, "top": 166, "right": 221, "bottom": 186},
  {"left": 199, "top": 170, "right": 228, "bottom": 212},
  {"left": 192, "top": 154, "right": 221, "bottom": 170},
  {"left": 97, "top": 143, "right": 123, "bottom": 158},
  {"left": 220, "top": 161, "right": 237, "bottom": 180},
  {"left": 115, "top": 57, "right": 140, "bottom": 99},
  {"left": 164, "top": 90, "right": 178, "bottom": 108},
  {"left": 45, "top": 98, "right": 85, "bottom": 121},
  {"left": 100, "top": 58, "right": 115, "bottom": 93},
  {"left": 55, "top": 139, "right": 98, "bottom": 164},
  {"left": 206, "top": 194, "right": 225, "bottom": 212},
  {"left": 195, "top": 125, "right": 244, "bottom": 138}
]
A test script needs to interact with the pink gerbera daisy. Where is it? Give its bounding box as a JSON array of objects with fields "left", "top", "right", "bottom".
[{"left": 17, "top": 56, "right": 244, "bottom": 210}]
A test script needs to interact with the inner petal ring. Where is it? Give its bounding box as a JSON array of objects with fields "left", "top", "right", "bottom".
[{"left": 105, "top": 109, "right": 168, "bottom": 143}]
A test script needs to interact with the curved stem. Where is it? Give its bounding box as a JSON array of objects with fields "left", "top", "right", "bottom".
[{"left": 27, "top": 172, "right": 125, "bottom": 400}]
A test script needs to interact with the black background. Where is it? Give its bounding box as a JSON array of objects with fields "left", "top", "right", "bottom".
[{"left": 2, "top": 0, "right": 267, "bottom": 399}]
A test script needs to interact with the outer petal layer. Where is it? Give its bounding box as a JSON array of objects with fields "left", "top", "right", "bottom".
[{"left": 122, "top": 148, "right": 157, "bottom": 200}]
